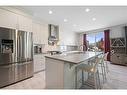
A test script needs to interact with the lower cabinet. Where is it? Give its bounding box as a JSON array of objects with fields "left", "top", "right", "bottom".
[
  {"left": 111, "top": 53, "right": 127, "bottom": 65},
  {"left": 124, "top": 56, "right": 127, "bottom": 64},
  {"left": 34, "top": 54, "right": 46, "bottom": 73}
]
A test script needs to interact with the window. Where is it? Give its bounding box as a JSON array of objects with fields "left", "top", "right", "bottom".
[
  {"left": 87, "top": 32, "right": 104, "bottom": 52},
  {"left": 59, "top": 45, "right": 67, "bottom": 52}
]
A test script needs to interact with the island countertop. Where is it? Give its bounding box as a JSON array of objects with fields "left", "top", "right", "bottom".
[{"left": 45, "top": 51, "right": 102, "bottom": 64}]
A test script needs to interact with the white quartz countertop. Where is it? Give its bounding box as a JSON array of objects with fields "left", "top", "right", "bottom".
[{"left": 45, "top": 51, "right": 102, "bottom": 64}]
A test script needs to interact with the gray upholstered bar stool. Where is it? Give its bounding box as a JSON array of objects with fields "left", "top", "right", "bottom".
[{"left": 75, "top": 57, "right": 101, "bottom": 89}]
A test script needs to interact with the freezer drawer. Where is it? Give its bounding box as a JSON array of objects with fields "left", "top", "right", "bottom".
[
  {"left": 15, "top": 61, "right": 33, "bottom": 82},
  {"left": 26, "top": 61, "right": 34, "bottom": 78},
  {"left": 0, "top": 64, "right": 15, "bottom": 88},
  {"left": 15, "top": 63, "right": 27, "bottom": 82}
]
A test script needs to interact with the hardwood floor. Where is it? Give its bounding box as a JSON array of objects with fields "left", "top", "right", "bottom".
[{"left": 2, "top": 63, "right": 127, "bottom": 89}]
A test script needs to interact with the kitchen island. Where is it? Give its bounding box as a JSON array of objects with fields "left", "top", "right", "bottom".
[{"left": 45, "top": 51, "right": 102, "bottom": 89}]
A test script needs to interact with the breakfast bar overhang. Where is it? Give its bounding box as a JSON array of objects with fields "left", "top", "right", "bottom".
[{"left": 45, "top": 51, "right": 102, "bottom": 89}]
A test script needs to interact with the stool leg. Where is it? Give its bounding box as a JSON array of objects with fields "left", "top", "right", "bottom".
[
  {"left": 97, "top": 70, "right": 101, "bottom": 89},
  {"left": 105, "top": 61, "right": 109, "bottom": 73},
  {"left": 100, "top": 63, "right": 105, "bottom": 84},
  {"left": 94, "top": 73, "right": 97, "bottom": 89},
  {"left": 103, "top": 62, "right": 107, "bottom": 82},
  {"left": 75, "top": 67, "right": 78, "bottom": 89},
  {"left": 82, "top": 70, "right": 84, "bottom": 85}
]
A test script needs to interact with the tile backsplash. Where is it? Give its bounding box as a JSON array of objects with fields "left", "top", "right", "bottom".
[{"left": 41, "top": 44, "right": 79, "bottom": 53}]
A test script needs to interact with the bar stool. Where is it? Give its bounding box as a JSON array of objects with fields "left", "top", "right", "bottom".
[
  {"left": 97, "top": 52, "right": 109, "bottom": 84},
  {"left": 97, "top": 54, "right": 107, "bottom": 84},
  {"left": 104, "top": 52, "right": 109, "bottom": 73},
  {"left": 84, "top": 54, "right": 107, "bottom": 87},
  {"left": 75, "top": 57, "right": 101, "bottom": 89}
]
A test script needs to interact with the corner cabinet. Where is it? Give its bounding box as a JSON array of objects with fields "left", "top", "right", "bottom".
[{"left": 110, "top": 37, "right": 127, "bottom": 65}]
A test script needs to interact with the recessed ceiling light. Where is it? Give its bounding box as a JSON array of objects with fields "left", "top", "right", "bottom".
[
  {"left": 85, "top": 8, "right": 90, "bottom": 12},
  {"left": 48, "top": 10, "right": 53, "bottom": 14},
  {"left": 64, "top": 19, "right": 68, "bottom": 22},
  {"left": 80, "top": 29, "right": 83, "bottom": 30},
  {"left": 92, "top": 18, "right": 96, "bottom": 21}
]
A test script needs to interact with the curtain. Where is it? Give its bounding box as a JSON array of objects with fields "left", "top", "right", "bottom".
[
  {"left": 104, "top": 29, "right": 110, "bottom": 61},
  {"left": 83, "top": 34, "right": 87, "bottom": 51}
]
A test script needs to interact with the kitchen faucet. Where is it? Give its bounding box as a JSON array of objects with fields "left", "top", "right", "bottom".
[{"left": 78, "top": 45, "right": 87, "bottom": 51}]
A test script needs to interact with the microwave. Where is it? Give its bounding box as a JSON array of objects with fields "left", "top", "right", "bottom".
[{"left": 34, "top": 44, "right": 44, "bottom": 54}]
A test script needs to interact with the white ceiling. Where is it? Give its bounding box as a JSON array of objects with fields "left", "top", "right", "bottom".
[{"left": 14, "top": 6, "right": 127, "bottom": 33}]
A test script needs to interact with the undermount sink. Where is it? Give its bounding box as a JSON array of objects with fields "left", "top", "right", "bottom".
[{"left": 72, "top": 51, "right": 85, "bottom": 54}]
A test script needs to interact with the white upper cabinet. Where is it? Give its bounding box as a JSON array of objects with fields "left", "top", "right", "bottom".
[
  {"left": 17, "top": 15, "right": 32, "bottom": 32},
  {"left": 32, "top": 22, "right": 48, "bottom": 44},
  {"left": 0, "top": 9, "right": 18, "bottom": 29},
  {"left": 39, "top": 24, "right": 44, "bottom": 44},
  {"left": 40, "top": 24, "right": 48, "bottom": 44},
  {"left": 0, "top": 8, "right": 32, "bottom": 32},
  {"left": 0, "top": 8, "right": 48, "bottom": 44},
  {"left": 32, "top": 22, "right": 41, "bottom": 44}
]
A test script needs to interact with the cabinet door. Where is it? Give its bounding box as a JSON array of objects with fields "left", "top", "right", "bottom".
[
  {"left": 119, "top": 54, "right": 124, "bottom": 64},
  {"left": 32, "top": 22, "right": 48, "bottom": 44},
  {"left": 42, "top": 24, "right": 48, "bottom": 44},
  {"left": 34, "top": 54, "right": 45, "bottom": 73},
  {"left": 32, "top": 22, "right": 41, "bottom": 44},
  {"left": 41, "top": 55, "right": 46, "bottom": 70},
  {"left": 39, "top": 24, "right": 48, "bottom": 44},
  {"left": 39, "top": 24, "right": 44, "bottom": 44},
  {"left": 0, "top": 9, "right": 18, "bottom": 29},
  {"left": 18, "top": 15, "right": 32, "bottom": 32},
  {"left": 124, "top": 56, "right": 127, "bottom": 64}
]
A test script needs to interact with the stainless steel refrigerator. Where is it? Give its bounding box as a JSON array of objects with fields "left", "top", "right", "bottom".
[{"left": 0, "top": 27, "right": 33, "bottom": 88}]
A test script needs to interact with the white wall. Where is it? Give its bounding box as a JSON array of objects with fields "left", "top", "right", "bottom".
[{"left": 58, "top": 27, "right": 77, "bottom": 45}]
